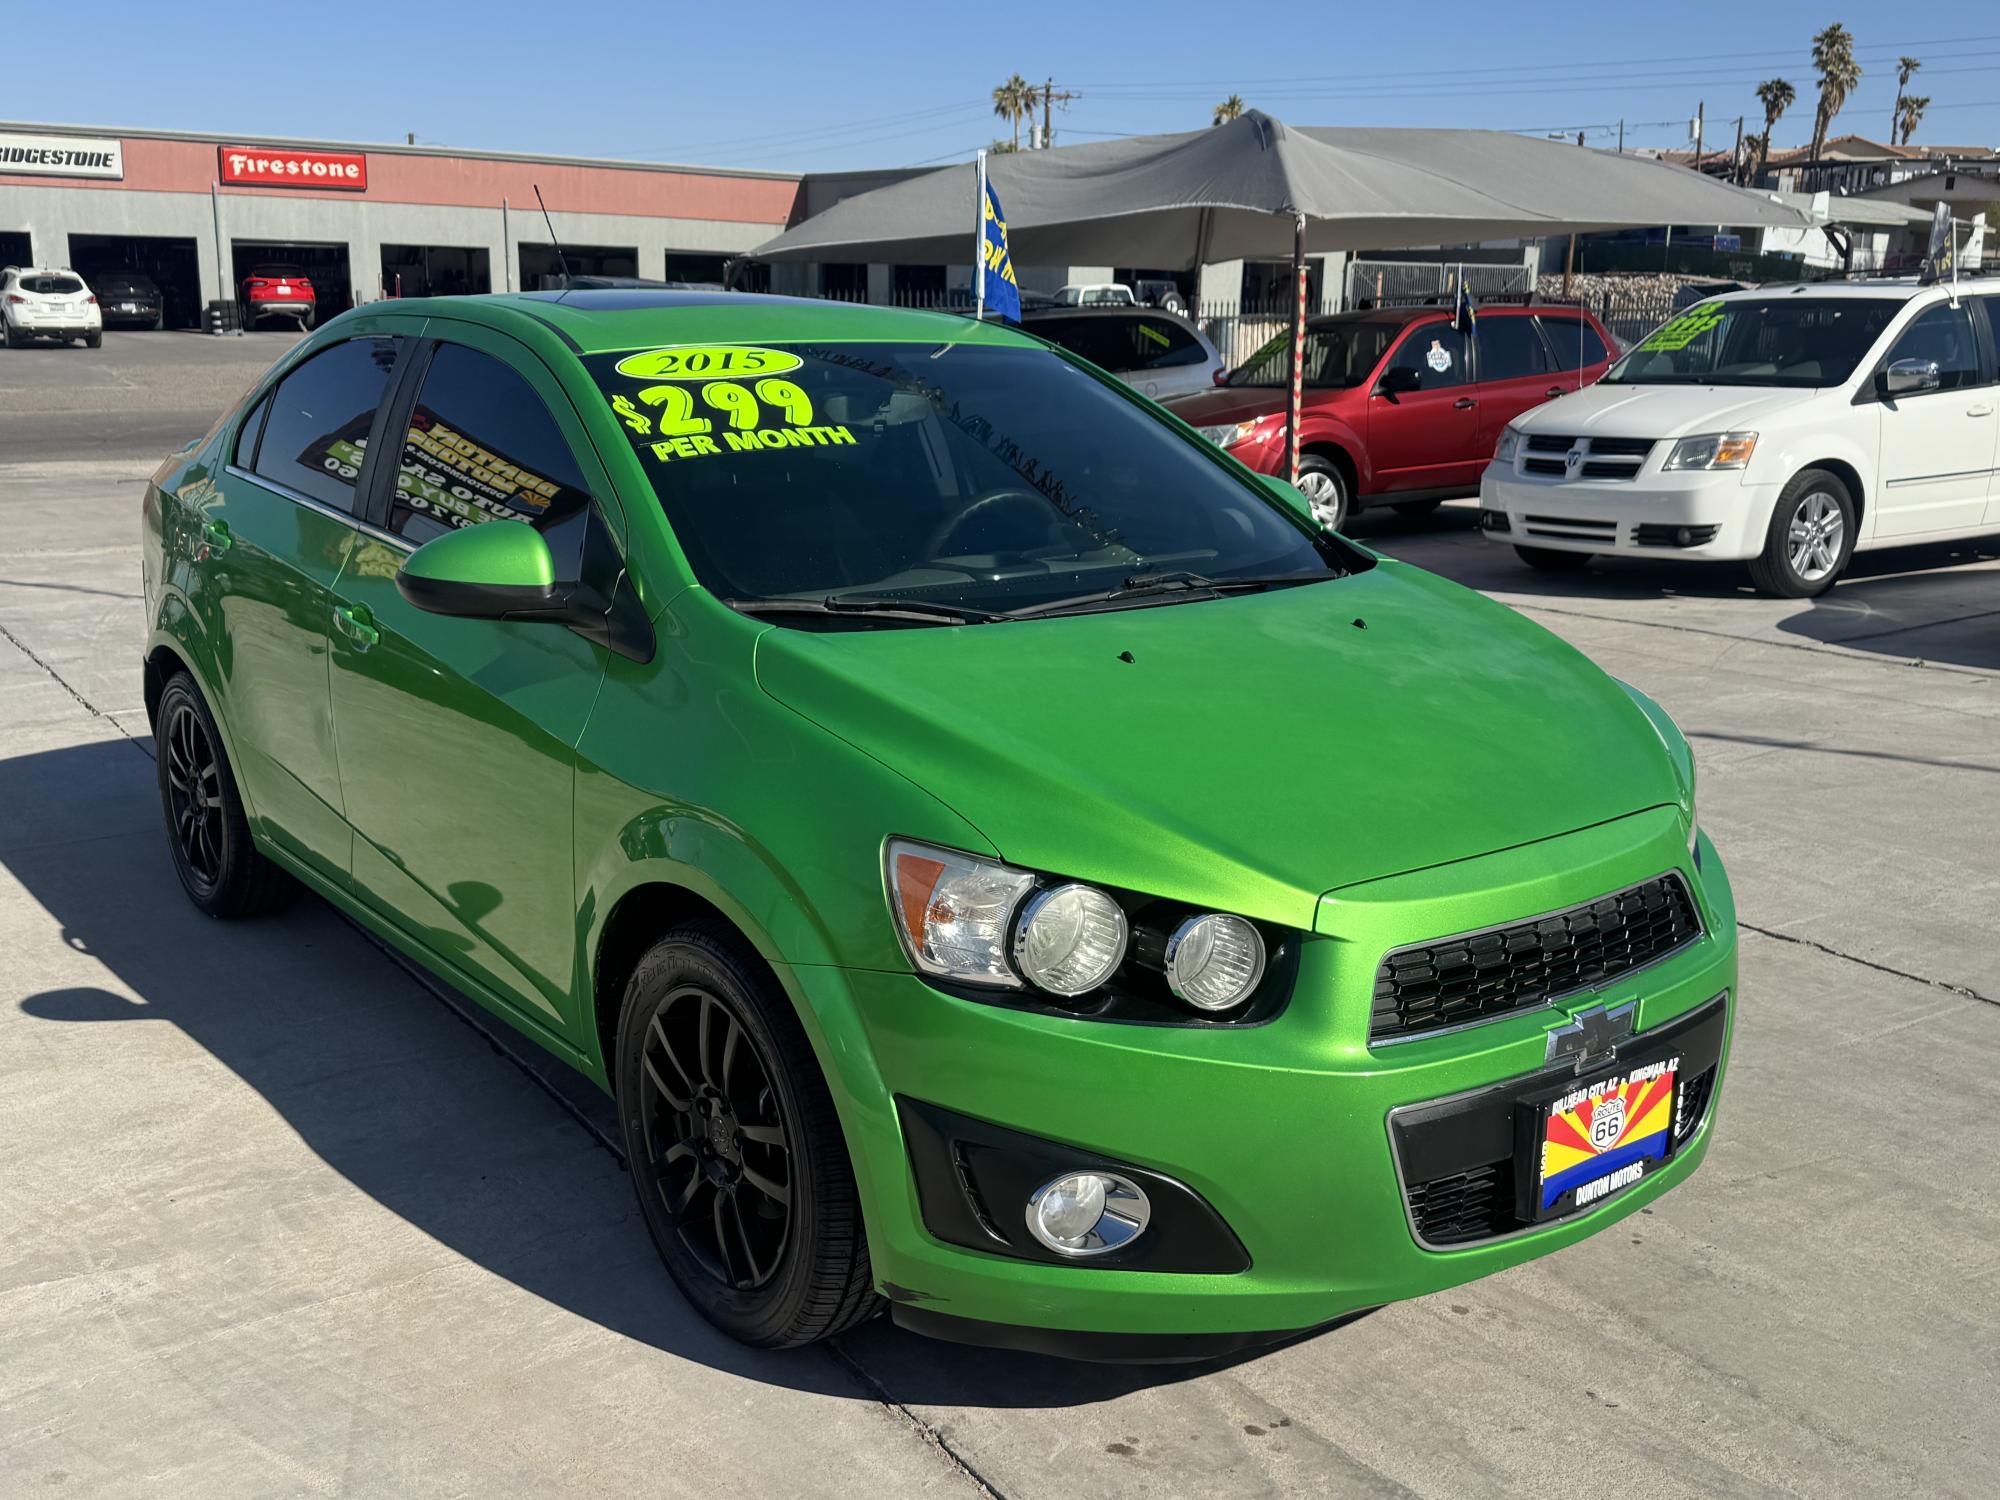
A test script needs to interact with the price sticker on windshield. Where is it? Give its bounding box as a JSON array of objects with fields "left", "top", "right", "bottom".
[
  {"left": 613, "top": 345, "right": 803, "bottom": 380},
  {"left": 1637, "top": 303, "right": 1726, "bottom": 353}
]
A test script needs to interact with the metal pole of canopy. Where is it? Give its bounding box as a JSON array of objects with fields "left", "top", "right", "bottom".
[
  {"left": 1286, "top": 212, "right": 1307, "bottom": 484},
  {"left": 974, "top": 151, "right": 988, "bottom": 322}
]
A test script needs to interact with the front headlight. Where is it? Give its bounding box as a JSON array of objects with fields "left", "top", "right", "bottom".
[
  {"left": 883, "top": 837, "right": 1289, "bottom": 1019},
  {"left": 1493, "top": 424, "right": 1522, "bottom": 462},
  {"left": 1195, "top": 419, "right": 1258, "bottom": 449},
  {"left": 1663, "top": 431, "right": 1758, "bottom": 471}
]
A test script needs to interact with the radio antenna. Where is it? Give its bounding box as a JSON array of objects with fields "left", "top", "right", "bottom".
[{"left": 533, "top": 184, "right": 573, "bottom": 294}]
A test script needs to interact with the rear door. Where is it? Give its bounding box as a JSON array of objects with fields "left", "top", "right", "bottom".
[
  {"left": 328, "top": 321, "right": 614, "bottom": 1037},
  {"left": 1539, "top": 311, "right": 1616, "bottom": 393},
  {"left": 1870, "top": 300, "right": 1996, "bottom": 539},
  {"left": 1469, "top": 312, "right": 1566, "bottom": 449},
  {"left": 202, "top": 332, "right": 408, "bottom": 882},
  {"left": 1364, "top": 318, "right": 1478, "bottom": 493}
]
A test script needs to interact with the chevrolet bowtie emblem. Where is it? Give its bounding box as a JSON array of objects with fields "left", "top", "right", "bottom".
[{"left": 1546, "top": 1001, "right": 1637, "bottom": 1074}]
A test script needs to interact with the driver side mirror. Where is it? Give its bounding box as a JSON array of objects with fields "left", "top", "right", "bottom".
[
  {"left": 1376, "top": 365, "right": 1422, "bottom": 398},
  {"left": 1878, "top": 357, "right": 1941, "bottom": 399},
  {"left": 395, "top": 520, "right": 560, "bottom": 618}
]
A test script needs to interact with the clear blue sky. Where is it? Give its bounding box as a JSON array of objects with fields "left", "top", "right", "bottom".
[{"left": 12, "top": 2, "right": 1999, "bottom": 172}]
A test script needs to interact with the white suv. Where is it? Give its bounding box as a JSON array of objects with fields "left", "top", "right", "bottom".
[
  {"left": 1479, "top": 280, "right": 2000, "bottom": 595},
  {"left": 2, "top": 266, "right": 104, "bottom": 349}
]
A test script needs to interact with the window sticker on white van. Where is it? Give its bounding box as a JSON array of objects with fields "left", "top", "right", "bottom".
[{"left": 1638, "top": 303, "right": 1727, "bottom": 353}]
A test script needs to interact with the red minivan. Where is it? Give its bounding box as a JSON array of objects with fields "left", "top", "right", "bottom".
[{"left": 1166, "top": 305, "right": 1617, "bottom": 529}]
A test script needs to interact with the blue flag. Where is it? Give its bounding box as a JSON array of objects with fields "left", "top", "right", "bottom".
[
  {"left": 1452, "top": 280, "right": 1477, "bottom": 336},
  {"left": 980, "top": 176, "right": 1022, "bottom": 323}
]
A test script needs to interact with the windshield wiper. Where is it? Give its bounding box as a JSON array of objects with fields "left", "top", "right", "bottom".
[
  {"left": 1003, "top": 569, "right": 1333, "bottom": 620},
  {"left": 726, "top": 594, "right": 1003, "bottom": 625}
]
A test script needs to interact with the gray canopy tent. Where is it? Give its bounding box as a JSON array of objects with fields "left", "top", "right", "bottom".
[{"left": 747, "top": 112, "right": 1809, "bottom": 477}]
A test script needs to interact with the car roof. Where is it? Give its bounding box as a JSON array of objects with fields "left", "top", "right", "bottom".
[
  {"left": 1306, "top": 303, "right": 1546, "bottom": 329},
  {"left": 1702, "top": 279, "right": 1940, "bottom": 303},
  {"left": 1022, "top": 305, "right": 1196, "bottom": 326},
  {"left": 393, "top": 289, "right": 1044, "bottom": 357}
]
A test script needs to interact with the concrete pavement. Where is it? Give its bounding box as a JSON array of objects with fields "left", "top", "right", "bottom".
[{"left": 2, "top": 335, "right": 1995, "bottom": 1497}]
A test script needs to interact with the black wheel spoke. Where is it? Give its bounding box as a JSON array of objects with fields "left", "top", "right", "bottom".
[
  {"left": 721, "top": 1014, "right": 742, "bottom": 1089},
  {"left": 642, "top": 1051, "right": 689, "bottom": 1112},
  {"left": 738, "top": 1121, "right": 785, "bottom": 1147},
  {"left": 697, "top": 996, "right": 720, "bottom": 1088},
  {"left": 740, "top": 1163, "right": 789, "bottom": 1209}
]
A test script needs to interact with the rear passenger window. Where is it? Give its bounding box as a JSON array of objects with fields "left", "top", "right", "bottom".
[
  {"left": 1128, "top": 318, "right": 1208, "bottom": 369},
  {"left": 251, "top": 336, "right": 404, "bottom": 513},
  {"left": 1475, "top": 317, "right": 1553, "bottom": 381},
  {"left": 389, "top": 342, "right": 594, "bottom": 574},
  {"left": 1542, "top": 316, "right": 1610, "bottom": 371}
]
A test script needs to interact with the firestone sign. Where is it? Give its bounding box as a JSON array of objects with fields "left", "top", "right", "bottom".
[
  {"left": 0, "top": 133, "right": 123, "bottom": 180},
  {"left": 220, "top": 146, "right": 367, "bottom": 191}
]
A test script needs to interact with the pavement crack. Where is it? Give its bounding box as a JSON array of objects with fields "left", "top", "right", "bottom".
[
  {"left": 824, "top": 1341, "right": 1006, "bottom": 1498},
  {"left": 0, "top": 619, "right": 149, "bottom": 753},
  {"left": 1739, "top": 921, "right": 1997, "bottom": 1008}
]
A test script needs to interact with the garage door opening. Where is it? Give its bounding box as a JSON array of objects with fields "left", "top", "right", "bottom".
[
  {"left": 0, "top": 231, "right": 32, "bottom": 270},
  {"left": 519, "top": 243, "right": 637, "bottom": 290},
  {"left": 231, "top": 240, "right": 352, "bottom": 330},
  {"left": 380, "top": 244, "right": 491, "bottom": 299},
  {"left": 68, "top": 233, "right": 202, "bottom": 329}
]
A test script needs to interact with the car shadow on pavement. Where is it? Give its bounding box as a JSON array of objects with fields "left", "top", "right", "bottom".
[{"left": 5, "top": 737, "right": 1287, "bottom": 1406}]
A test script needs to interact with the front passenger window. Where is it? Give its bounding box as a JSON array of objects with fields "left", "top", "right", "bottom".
[
  {"left": 1382, "top": 323, "right": 1467, "bottom": 389},
  {"left": 251, "top": 336, "right": 404, "bottom": 512},
  {"left": 389, "top": 343, "right": 594, "bottom": 575},
  {"left": 1884, "top": 303, "right": 1982, "bottom": 393}
]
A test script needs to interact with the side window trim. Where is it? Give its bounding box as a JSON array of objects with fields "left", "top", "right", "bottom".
[
  {"left": 235, "top": 390, "right": 273, "bottom": 471},
  {"left": 240, "top": 333, "right": 414, "bottom": 518}
]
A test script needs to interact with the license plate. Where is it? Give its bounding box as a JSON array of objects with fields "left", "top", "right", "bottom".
[
  {"left": 120, "top": 302, "right": 138, "bottom": 312},
  {"left": 1534, "top": 1054, "right": 1679, "bottom": 1216},
  {"left": 276, "top": 284, "right": 292, "bottom": 295}
]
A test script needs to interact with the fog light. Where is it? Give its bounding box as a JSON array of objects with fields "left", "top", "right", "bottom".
[
  {"left": 1165, "top": 913, "right": 1266, "bottom": 1011},
  {"left": 1025, "top": 1170, "right": 1151, "bottom": 1256},
  {"left": 1676, "top": 526, "right": 1695, "bottom": 546},
  {"left": 1013, "top": 883, "right": 1128, "bottom": 996}
]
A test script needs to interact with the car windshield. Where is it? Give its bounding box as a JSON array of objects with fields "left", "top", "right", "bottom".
[
  {"left": 583, "top": 339, "right": 1347, "bottom": 623},
  {"left": 1226, "top": 322, "right": 1400, "bottom": 389},
  {"left": 1604, "top": 297, "right": 1902, "bottom": 387}
]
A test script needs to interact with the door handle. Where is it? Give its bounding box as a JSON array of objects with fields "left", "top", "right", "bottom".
[
  {"left": 1454, "top": 396, "right": 1477, "bottom": 409},
  {"left": 332, "top": 603, "right": 379, "bottom": 652},
  {"left": 1546, "top": 386, "right": 1566, "bottom": 399},
  {"left": 1969, "top": 403, "right": 1996, "bottom": 418},
  {"left": 196, "top": 519, "right": 232, "bottom": 559}
]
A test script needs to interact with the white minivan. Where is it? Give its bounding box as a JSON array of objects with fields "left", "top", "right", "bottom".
[{"left": 1479, "top": 280, "right": 2000, "bottom": 595}]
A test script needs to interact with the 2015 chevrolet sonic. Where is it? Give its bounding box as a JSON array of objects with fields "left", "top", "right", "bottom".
[{"left": 141, "top": 290, "right": 1735, "bottom": 1361}]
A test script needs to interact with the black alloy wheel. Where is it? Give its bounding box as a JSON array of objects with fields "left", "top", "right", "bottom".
[
  {"left": 153, "top": 672, "right": 294, "bottom": 918},
  {"left": 638, "top": 984, "right": 795, "bottom": 1292}
]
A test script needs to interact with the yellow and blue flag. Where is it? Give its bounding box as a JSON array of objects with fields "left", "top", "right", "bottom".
[
  {"left": 1451, "top": 280, "right": 1477, "bottom": 336},
  {"left": 980, "top": 176, "right": 1021, "bottom": 323}
]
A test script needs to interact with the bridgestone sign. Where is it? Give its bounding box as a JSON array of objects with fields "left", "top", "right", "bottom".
[{"left": 0, "top": 133, "right": 124, "bottom": 179}]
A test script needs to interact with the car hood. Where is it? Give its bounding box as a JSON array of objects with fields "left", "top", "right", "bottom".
[
  {"left": 754, "top": 562, "right": 1678, "bottom": 929},
  {"left": 1514, "top": 382, "right": 1822, "bottom": 439},
  {"left": 1161, "top": 386, "right": 1296, "bottom": 426}
]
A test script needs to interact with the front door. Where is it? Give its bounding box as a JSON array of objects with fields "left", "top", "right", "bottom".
[
  {"left": 1871, "top": 301, "right": 1998, "bottom": 540},
  {"left": 1365, "top": 319, "right": 1478, "bottom": 494},
  {"left": 328, "top": 323, "right": 613, "bottom": 1038},
  {"left": 201, "top": 332, "right": 406, "bottom": 883}
]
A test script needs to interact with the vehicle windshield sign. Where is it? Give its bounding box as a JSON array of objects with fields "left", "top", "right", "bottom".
[
  {"left": 1605, "top": 297, "right": 1903, "bottom": 388},
  {"left": 583, "top": 340, "right": 1345, "bottom": 621}
]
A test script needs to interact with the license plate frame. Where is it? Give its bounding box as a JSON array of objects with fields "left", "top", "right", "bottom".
[{"left": 1515, "top": 1047, "right": 1682, "bottom": 1222}]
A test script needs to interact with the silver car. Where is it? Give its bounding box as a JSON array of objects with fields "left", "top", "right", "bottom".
[{"left": 1020, "top": 307, "right": 1225, "bottom": 403}]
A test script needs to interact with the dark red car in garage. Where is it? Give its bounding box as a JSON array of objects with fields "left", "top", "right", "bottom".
[{"left": 1167, "top": 304, "right": 1617, "bottom": 529}]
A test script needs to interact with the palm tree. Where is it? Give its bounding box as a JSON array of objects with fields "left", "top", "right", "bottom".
[
  {"left": 1891, "top": 56, "right": 1921, "bottom": 143},
  {"left": 1212, "top": 94, "right": 1246, "bottom": 127},
  {"left": 1751, "top": 78, "right": 1796, "bottom": 182},
  {"left": 1808, "top": 23, "right": 1861, "bottom": 162},
  {"left": 991, "top": 74, "right": 1032, "bottom": 152},
  {"left": 1898, "top": 95, "right": 1930, "bottom": 147}
]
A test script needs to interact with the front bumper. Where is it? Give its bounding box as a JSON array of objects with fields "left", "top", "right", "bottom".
[
  {"left": 791, "top": 806, "right": 1736, "bottom": 1350},
  {"left": 1481, "top": 464, "right": 1777, "bottom": 560}
]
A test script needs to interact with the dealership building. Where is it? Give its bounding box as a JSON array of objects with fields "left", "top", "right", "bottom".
[{"left": 0, "top": 122, "right": 806, "bottom": 327}]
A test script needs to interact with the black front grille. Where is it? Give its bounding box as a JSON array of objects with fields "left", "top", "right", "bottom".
[
  {"left": 1524, "top": 457, "right": 1568, "bottom": 476},
  {"left": 1372, "top": 873, "right": 1702, "bottom": 1041},
  {"left": 1634, "top": 523, "right": 1722, "bottom": 547},
  {"left": 1588, "top": 437, "right": 1655, "bottom": 457},
  {"left": 1406, "top": 1160, "right": 1515, "bottom": 1246},
  {"left": 1525, "top": 433, "right": 1576, "bottom": 453},
  {"left": 1675, "top": 1065, "right": 1717, "bottom": 1144}
]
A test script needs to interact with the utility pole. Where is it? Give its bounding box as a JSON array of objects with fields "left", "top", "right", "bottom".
[
  {"left": 1617, "top": 119, "right": 1624, "bottom": 153},
  {"left": 1731, "top": 115, "right": 1744, "bottom": 183},
  {"left": 1692, "top": 101, "right": 1704, "bottom": 172},
  {"left": 1036, "top": 78, "right": 1080, "bottom": 149}
]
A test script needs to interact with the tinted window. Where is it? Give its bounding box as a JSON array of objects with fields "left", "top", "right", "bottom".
[
  {"left": 389, "top": 343, "right": 594, "bottom": 573},
  {"left": 234, "top": 391, "right": 271, "bottom": 469},
  {"left": 1884, "top": 302, "right": 1983, "bottom": 393},
  {"left": 1977, "top": 299, "right": 2000, "bottom": 367},
  {"left": 1607, "top": 298, "right": 1899, "bottom": 387},
  {"left": 22, "top": 274, "right": 84, "bottom": 295},
  {"left": 1033, "top": 315, "right": 1205, "bottom": 372},
  {"left": 1227, "top": 321, "right": 1399, "bottom": 389},
  {"left": 1539, "top": 315, "right": 1610, "bottom": 371},
  {"left": 1382, "top": 321, "right": 1467, "bottom": 390},
  {"left": 251, "top": 336, "right": 403, "bottom": 513},
  {"left": 582, "top": 341, "right": 1339, "bottom": 617},
  {"left": 1476, "top": 316, "right": 1554, "bottom": 381}
]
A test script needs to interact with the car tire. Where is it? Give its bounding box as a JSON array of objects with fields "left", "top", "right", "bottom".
[
  {"left": 85, "top": 332, "right": 102, "bottom": 349},
  {"left": 615, "top": 922, "right": 879, "bottom": 1348},
  {"left": 155, "top": 672, "right": 296, "bottom": 918},
  {"left": 1514, "top": 545, "right": 1593, "bottom": 572},
  {"left": 1392, "top": 499, "right": 1443, "bottom": 520},
  {"left": 1749, "top": 468, "right": 1854, "bottom": 598},
  {"left": 2, "top": 321, "right": 18, "bottom": 349},
  {"left": 1295, "top": 454, "right": 1350, "bottom": 531},
  {"left": 150, "top": 312, "right": 164, "bottom": 332}
]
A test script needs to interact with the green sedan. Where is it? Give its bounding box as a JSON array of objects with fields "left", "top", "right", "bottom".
[{"left": 141, "top": 290, "right": 1735, "bottom": 1360}]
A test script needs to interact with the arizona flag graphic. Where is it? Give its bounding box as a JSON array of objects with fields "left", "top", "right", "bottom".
[{"left": 1539, "top": 1066, "right": 1677, "bottom": 1211}]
